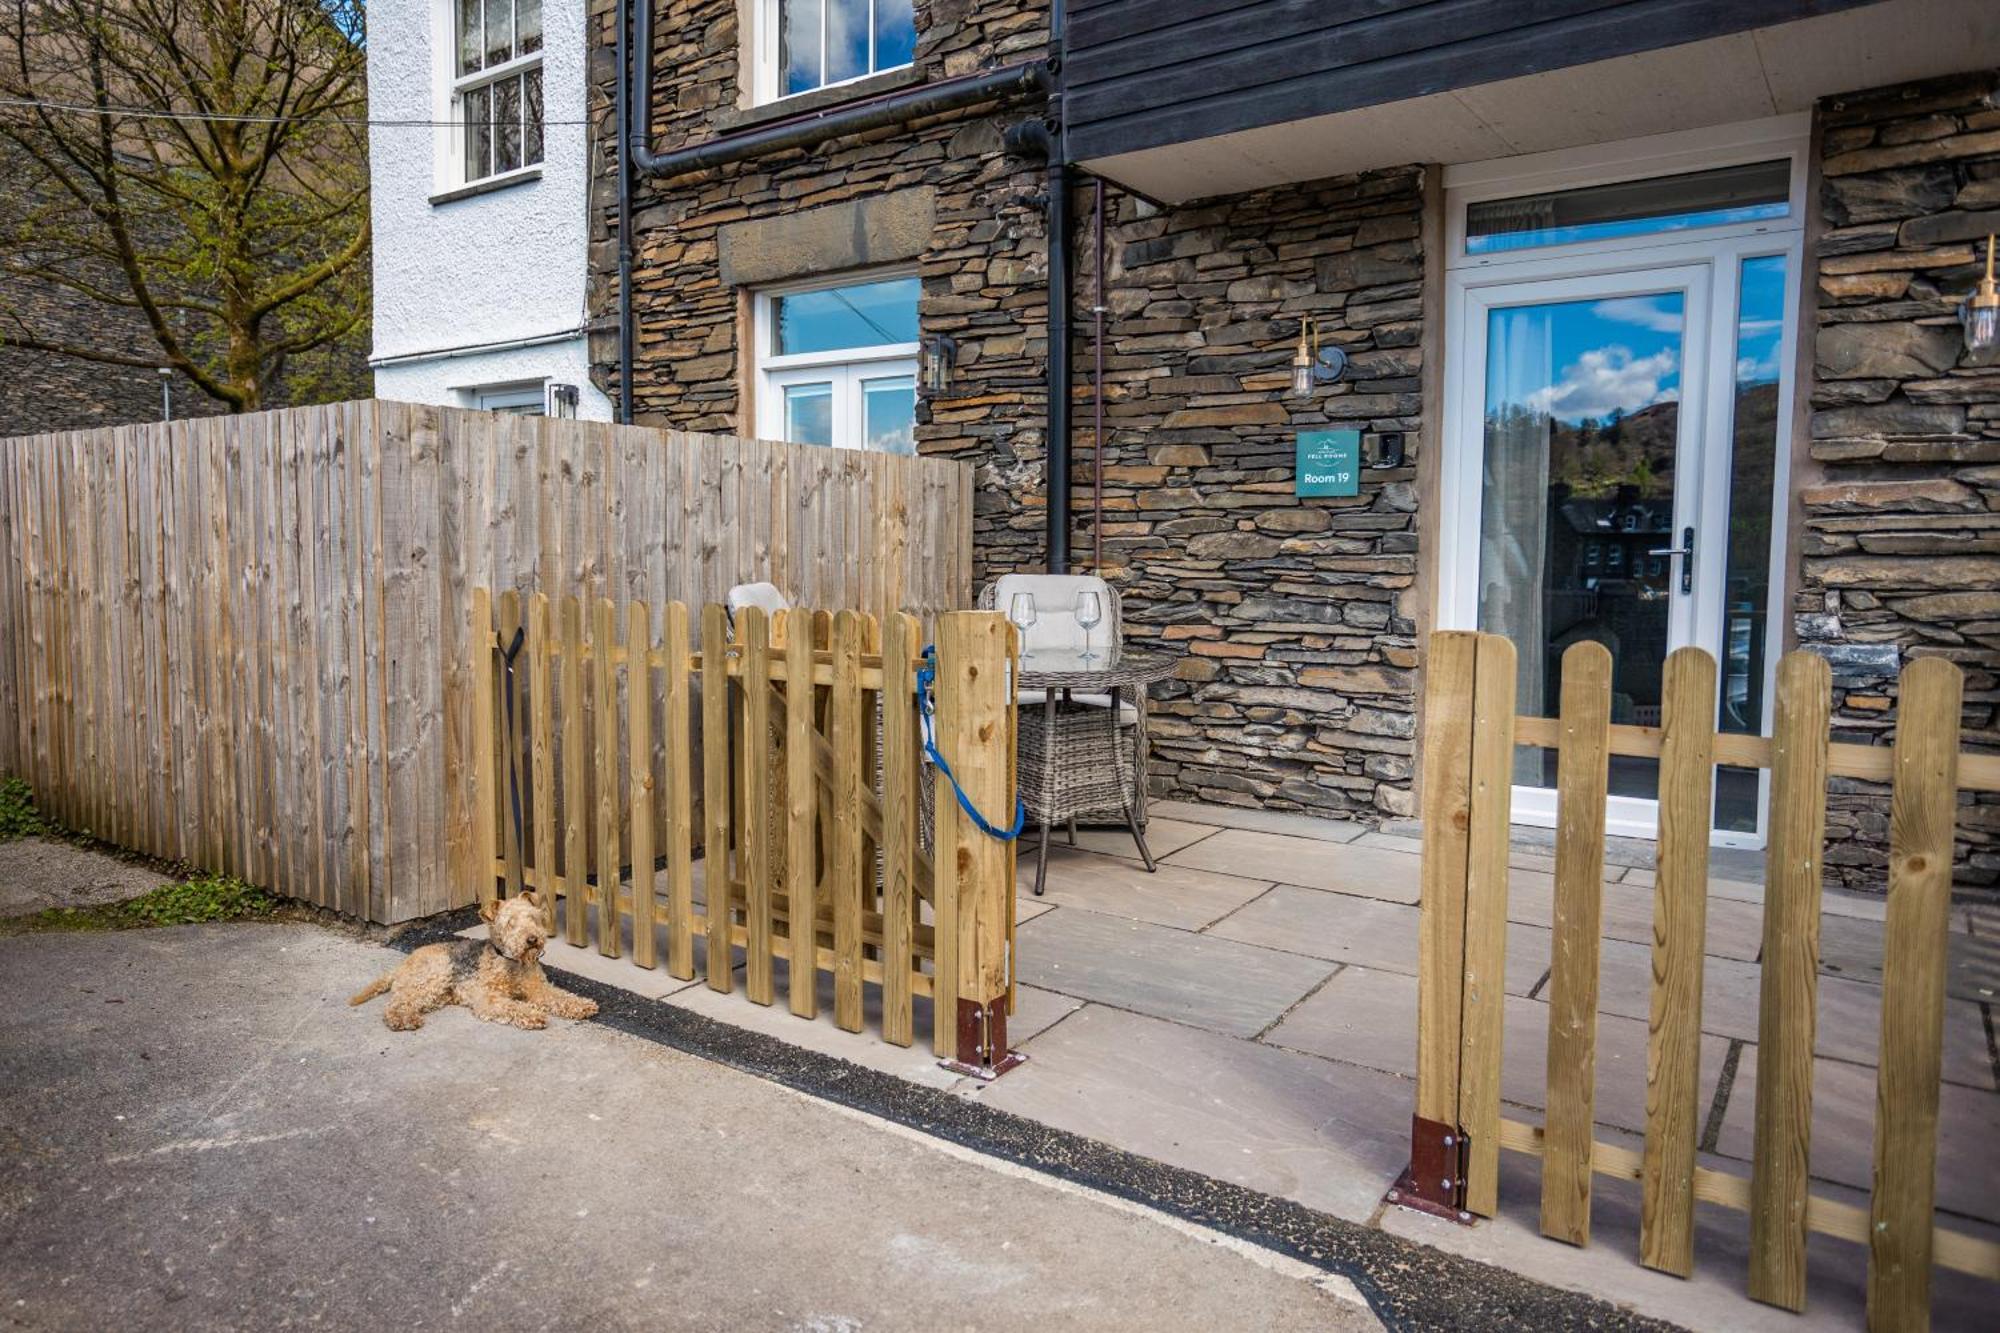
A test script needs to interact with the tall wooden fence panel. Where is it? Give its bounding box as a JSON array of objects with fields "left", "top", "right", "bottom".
[
  {"left": 0, "top": 401, "right": 973, "bottom": 922},
  {"left": 1406, "top": 632, "right": 2000, "bottom": 1328}
]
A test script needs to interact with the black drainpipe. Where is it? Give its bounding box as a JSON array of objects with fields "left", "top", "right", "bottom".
[
  {"left": 1002, "top": 116, "right": 1069, "bottom": 575},
  {"left": 614, "top": 0, "right": 632, "bottom": 423},
  {"left": 613, "top": 0, "right": 1058, "bottom": 521}
]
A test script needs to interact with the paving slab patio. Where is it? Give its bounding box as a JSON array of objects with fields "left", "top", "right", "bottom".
[
  {"left": 958, "top": 1003, "right": 1414, "bottom": 1224},
  {"left": 1017, "top": 843, "right": 1274, "bottom": 930},
  {"left": 1165, "top": 830, "right": 1423, "bottom": 903},
  {"left": 1056, "top": 814, "right": 1222, "bottom": 860},
  {"left": 1014, "top": 907, "right": 1335, "bottom": 1038},
  {"left": 1204, "top": 886, "right": 1423, "bottom": 973},
  {"left": 1715, "top": 1050, "right": 2000, "bottom": 1224},
  {"left": 1263, "top": 966, "right": 1735, "bottom": 1138},
  {"left": 1152, "top": 799, "right": 1368, "bottom": 845}
]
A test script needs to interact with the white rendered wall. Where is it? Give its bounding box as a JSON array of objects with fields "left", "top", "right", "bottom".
[{"left": 367, "top": 0, "right": 612, "bottom": 419}]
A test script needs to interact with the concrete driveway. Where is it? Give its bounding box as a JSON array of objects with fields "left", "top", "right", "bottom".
[{"left": 0, "top": 920, "right": 1378, "bottom": 1332}]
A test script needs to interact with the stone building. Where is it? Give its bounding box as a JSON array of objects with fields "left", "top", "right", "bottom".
[{"left": 591, "top": 0, "right": 2000, "bottom": 886}]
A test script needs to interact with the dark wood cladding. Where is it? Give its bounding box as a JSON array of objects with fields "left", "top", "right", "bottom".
[{"left": 1063, "top": 0, "right": 1881, "bottom": 163}]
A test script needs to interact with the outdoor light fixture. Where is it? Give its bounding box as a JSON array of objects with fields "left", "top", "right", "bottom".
[
  {"left": 923, "top": 333, "right": 958, "bottom": 394},
  {"left": 1961, "top": 233, "right": 1999, "bottom": 356},
  {"left": 547, "top": 383, "right": 580, "bottom": 419},
  {"left": 1289, "top": 315, "right": 1347, "bottom": 400}
]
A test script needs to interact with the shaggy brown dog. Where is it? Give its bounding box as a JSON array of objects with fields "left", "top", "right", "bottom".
[{"left": 350, "top": 891, "right": 597, "bottom": 1031}]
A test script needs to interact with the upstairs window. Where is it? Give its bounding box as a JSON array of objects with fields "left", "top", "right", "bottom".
[
  {"left": 760, "top": 0, "right": 916, "bottom": 103},
  {"left": 754, "top": 274, "right": 919, "bottom": 454},
  {"left": 455, "top": 0, "right": 544, "bottom": 184}
]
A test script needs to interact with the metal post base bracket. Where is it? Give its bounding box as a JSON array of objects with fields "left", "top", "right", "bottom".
[
  {"left": 939, "top": 997, "right": 1026, "bottom": 1081},
  {"left": 1386, "top": 1114, "right": 1475, "bottom": 1225}
]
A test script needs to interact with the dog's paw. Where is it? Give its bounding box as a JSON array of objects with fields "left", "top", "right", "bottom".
[
  {"left": 385, "top": 1010, "right": 423, "bottom": 1031},
  {"left": 550, "top": 997, "right": 598, "bottom": 1020},
  {"left": 515, "top": 1013, "right": 548, "bottom": 1030}
]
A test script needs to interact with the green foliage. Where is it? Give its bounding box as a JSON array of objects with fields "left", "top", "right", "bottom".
[
  {"left": 0, "top": 0, "right": 372, "bottom": 412},
  {"left": 12, "top": 873, "right": 279, "bottom": 934},
  {"left": 111, "top": 874, "right": 279, "bottom": 927},
  {"left": 0, "top": 778, "right": 47, "bottom": 840}
]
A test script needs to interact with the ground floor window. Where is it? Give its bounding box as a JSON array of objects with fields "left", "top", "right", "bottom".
[
  {"left": 754, "top": 274, "right": 919, "bottom": 454},
  {"left": 469, "top": 380, "right": 547, "bottom": 414}
]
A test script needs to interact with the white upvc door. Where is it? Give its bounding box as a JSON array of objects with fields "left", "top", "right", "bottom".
[{"left": 1439, "top": 232, "right": 1800, "bottom": 845}]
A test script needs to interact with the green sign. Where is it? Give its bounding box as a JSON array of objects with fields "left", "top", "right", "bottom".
[{"left": 1296, "top": 430, "right": 1360, "bottom": 497}]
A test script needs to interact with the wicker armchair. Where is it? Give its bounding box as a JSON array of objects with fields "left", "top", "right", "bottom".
[{"left": 978, "top": 575, "right": 1154, "bottom": 893}]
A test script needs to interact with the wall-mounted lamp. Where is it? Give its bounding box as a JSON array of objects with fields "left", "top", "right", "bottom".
[
  {"left": 1288, "top": 315, "right": 1347, "bottom": 400},
  {"left": 923, "top": 334, "right": 958, "bottom": 394},
  {"left": 547, "top": 382, "right": 580, "bottom": 419},
  {"left": 1960, "top": 233, "right": 1998, "bottom": 356}
]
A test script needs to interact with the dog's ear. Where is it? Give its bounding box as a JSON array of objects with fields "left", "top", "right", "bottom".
[
  {"left": 479, "top": 897, "right": 499, "bottom": 924},
  {"left": 520, "top": 888, "right": 540, "bottom": 909}
]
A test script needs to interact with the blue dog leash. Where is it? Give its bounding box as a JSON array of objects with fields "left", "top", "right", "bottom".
[{"left": 915, "top": 645, "right": 1026, "bottom": 841}]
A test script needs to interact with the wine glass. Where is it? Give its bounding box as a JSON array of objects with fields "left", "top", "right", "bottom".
[
  {"left": 1075, "top": 589, "right": 1104, "bottom": 662},
  {"left": 1007, "top": 592, "right": 1038, "bottom": 664}
]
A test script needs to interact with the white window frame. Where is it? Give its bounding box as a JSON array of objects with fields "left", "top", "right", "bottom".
[
  {"left": 751, "top": 0, "right": 917, "bottom": 107},
  {"left": 1444, "top": 115, "right": 1810, "bottom": 272},
  {"left": 753, "top": 273, "right": 919, "bottom": 452},
  {"left": 467, "top": 379, "right": 549, "bottom": 414},
  {"left": 1437, "top": 116, "right": 1808, "bottom": 849},
  {"left": 445, "top": 0, "right": 545, "bottom": 189}
]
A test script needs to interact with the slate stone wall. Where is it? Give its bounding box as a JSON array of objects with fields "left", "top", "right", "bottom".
[
  {"left": 588, "top": 0, "right": 1054, "bottom": 578},
  {"left": 1803, "top": 70, "right": 2000, "bottom": 888},
  {"left": 1080, "top": 172, "right": 1428, "bottom": 818},
  {"left": 594, "top": 0, "right": 1430, "bottom": 818}
]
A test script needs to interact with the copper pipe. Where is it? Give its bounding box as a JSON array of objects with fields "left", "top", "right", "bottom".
[{"left": 1091, "top": 176, "right": 1107, "bottom": 573}]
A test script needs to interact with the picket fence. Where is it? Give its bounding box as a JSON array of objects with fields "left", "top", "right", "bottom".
[
  {"left": 1408, "top": 632, "right": 2000, "bottom": 1328},
  {"left": 470, "top": 588, "right": 1022, "bottom": 1066}
]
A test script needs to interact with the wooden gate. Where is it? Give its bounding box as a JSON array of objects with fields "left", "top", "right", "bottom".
[
  {"left": 469, "top": 588, "right": 1022, "bottom": 1071},
  {"left": 1406, "top": 631, "right": 2000, "bottom": 1326}
]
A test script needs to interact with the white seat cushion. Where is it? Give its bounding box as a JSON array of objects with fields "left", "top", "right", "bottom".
[
  {"left": 993, "top": 573, "right": 1116, "bottom": 656},
  {"left": 725, "top": 581, "right": 790, "bottom": 616}
]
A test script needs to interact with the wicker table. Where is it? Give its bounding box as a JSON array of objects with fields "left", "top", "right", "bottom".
[{"left": 1016, "top": 648, "right": 1180, "bottom": 896}]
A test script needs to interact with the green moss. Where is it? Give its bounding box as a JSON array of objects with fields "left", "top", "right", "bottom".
[
  {"left": 7, "top": 872, "right": 279, "bottom": 935},
  {"left": 0, "top": 778, "right": 46, "bottom": 840}
]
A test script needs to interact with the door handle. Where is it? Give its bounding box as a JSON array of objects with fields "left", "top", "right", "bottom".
[{"left": 1647, "top": 526, "right": 1695, "bottom": 595}]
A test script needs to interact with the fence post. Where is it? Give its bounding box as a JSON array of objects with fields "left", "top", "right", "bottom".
[
  {"left": 1458, "top": 632, "right": 1516, "bottom": 1219},
  {"left": 1867, "top": 657, "right": 1963, "bottom": 1330},
  {"left": 1749, "top": 651, "right": 1832, "bottom": 1312},
  {"left": 933, "top": 610, "right": 1022, "bottom": 1078},
  {"left": 1398, "top": 629, "right": 1479, "bottom": 1221}
]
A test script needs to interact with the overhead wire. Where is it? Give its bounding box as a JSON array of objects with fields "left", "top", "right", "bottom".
[{"left": 0, "top": 95, "right": 594, "bottom": 128}]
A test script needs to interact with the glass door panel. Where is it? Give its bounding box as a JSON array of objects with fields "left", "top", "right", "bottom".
[
  {"left": 1466, "top": 269, "right": 1707, "bottom": 834},
  {"left": 1714, "top": 254, "right": 1788, "bottom": 835}
]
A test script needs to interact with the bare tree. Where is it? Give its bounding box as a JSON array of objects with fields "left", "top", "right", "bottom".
[{"left": 0, "top": 0, "right": 370, "bottom": 412}]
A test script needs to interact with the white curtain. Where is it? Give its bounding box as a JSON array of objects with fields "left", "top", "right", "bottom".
[{"left": 1477, "top": 306, "right": 1552, "bottom": 781}]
